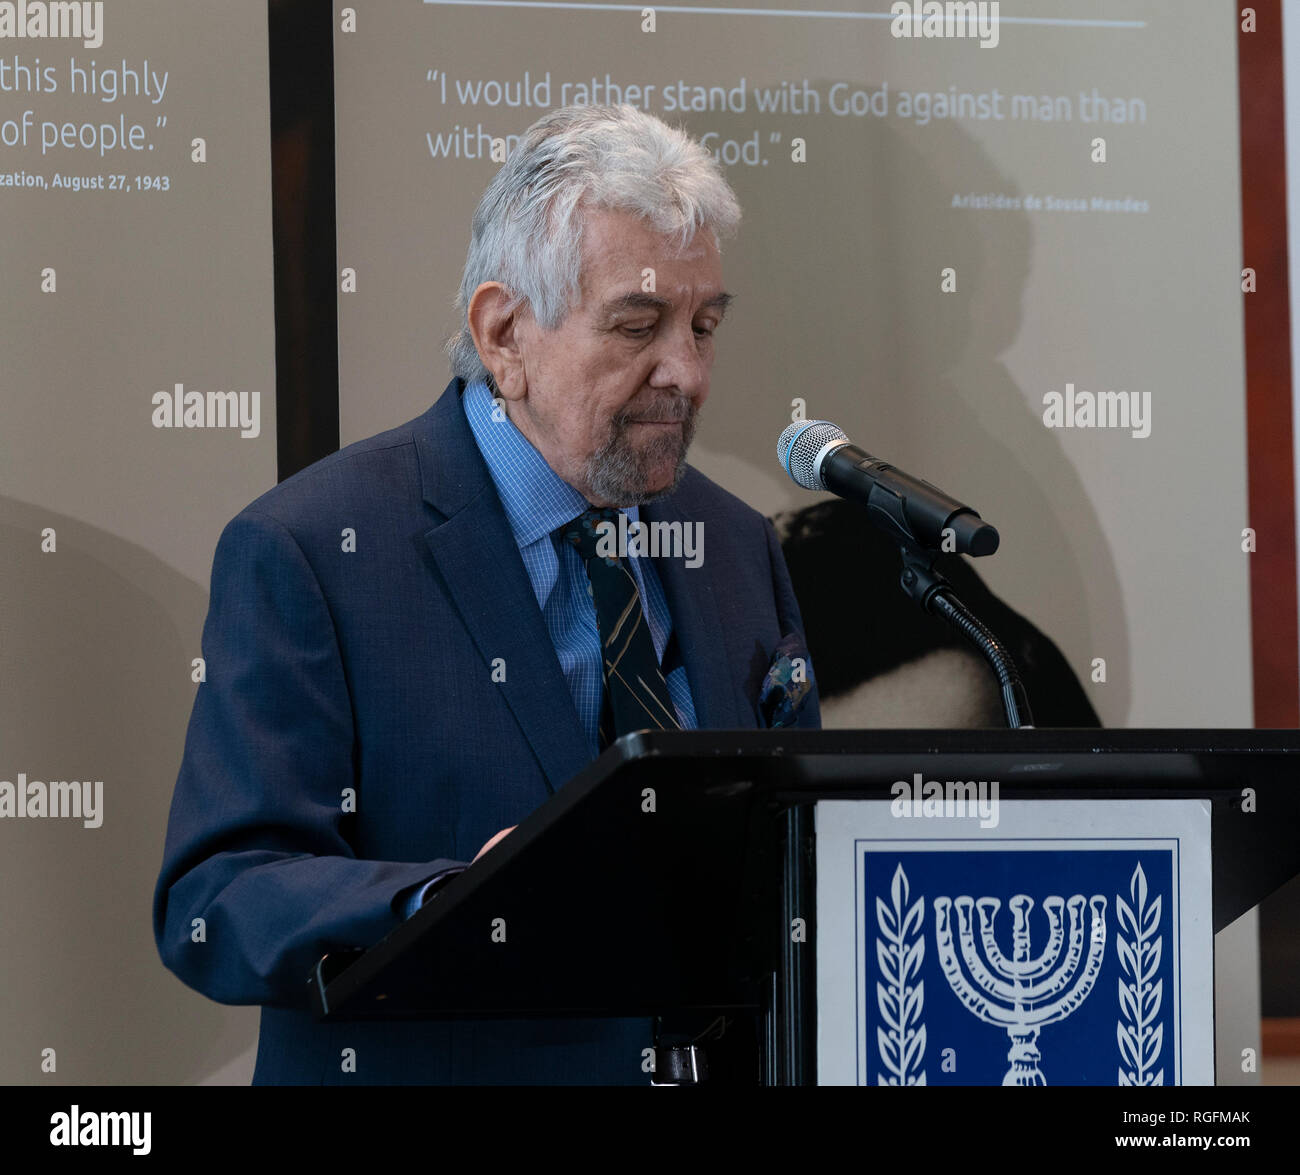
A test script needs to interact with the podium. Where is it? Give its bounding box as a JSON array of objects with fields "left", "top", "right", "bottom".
[{"left": 309, "top": 729, "right": 1300, "bottom": 1085}]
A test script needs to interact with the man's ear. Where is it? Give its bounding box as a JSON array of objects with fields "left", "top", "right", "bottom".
[{"left": 468, "top": 283, "right": 528, "bottom": 401}]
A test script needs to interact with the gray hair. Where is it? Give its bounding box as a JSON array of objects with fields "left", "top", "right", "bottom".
[{"left": 445, "top": 103, "right": 742, "bottom": 387}]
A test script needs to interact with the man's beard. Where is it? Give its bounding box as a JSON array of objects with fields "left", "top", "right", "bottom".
[{"left": 583, "top": 396, "right": 698, "bottom": 506}]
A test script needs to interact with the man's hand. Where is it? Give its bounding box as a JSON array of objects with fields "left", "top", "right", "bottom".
[{"left": 472, "top": 825, "right": 516, "bottom": 863}]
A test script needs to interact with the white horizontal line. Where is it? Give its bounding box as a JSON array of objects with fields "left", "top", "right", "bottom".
[{"left": 421, "top": 1, "right": 1146, "bottom": 28}]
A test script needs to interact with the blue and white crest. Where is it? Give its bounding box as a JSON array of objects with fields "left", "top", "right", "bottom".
[{"left": 816, "top": 800, "right": 1213, "bottom": 1086}]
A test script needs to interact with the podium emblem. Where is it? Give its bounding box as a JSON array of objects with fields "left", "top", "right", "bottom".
[
  {"left": 815, "top": 800, "right": 1213, "bottom": 1086},
  {"left": 867, "top": 850, "right": 1176, "bottom": 1085}
]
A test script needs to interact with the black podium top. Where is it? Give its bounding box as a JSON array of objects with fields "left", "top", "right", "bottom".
[{"left": 310, "top": 729, "right": 1299, "bottom": 1020}]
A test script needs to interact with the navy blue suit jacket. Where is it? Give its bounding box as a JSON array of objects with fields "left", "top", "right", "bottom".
[{"left": 153, "top": 377, "right": 821, "bottom": 1084}]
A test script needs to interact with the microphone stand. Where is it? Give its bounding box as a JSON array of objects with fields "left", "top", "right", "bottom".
[{"left": 896, "top": 543, "right": 1035, "bottom": 729}]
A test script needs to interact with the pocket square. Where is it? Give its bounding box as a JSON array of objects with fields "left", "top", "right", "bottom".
[{"left": 758, "top": 632, "right": 815, "bottom": 729}]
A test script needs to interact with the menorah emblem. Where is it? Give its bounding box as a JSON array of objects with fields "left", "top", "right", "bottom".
[{"left": 934, "top": 893, "right": 1108, "bottom": 1085}]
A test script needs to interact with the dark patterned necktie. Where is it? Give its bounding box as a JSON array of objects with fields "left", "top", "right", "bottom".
[{"left": 559, "top": 507, "right": 683, "bottom": 749}]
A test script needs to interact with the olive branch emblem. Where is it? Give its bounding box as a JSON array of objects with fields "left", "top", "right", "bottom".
[
  {"left": 875, "top": 863, "right": 927, "bottom": 1085},
  {"left": 1116, "top": 862, "right": 1164, "bottom": 1086}
]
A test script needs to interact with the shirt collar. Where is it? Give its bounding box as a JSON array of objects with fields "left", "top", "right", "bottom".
[{"left": 462, "top": 378, "right": 639, "bottom": 549}]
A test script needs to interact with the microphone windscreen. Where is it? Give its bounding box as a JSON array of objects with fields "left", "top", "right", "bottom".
[{"left": 777, "top": 420, "right": 848, "bottom": 490}]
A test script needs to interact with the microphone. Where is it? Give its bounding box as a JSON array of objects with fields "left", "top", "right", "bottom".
[{"left": 777, "top": 420, "right": 999, "bottom": 556}]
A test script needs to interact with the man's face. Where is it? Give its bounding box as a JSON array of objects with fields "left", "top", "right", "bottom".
[{"left": 504, "top": 206, "right": 730, "bottom": 506}]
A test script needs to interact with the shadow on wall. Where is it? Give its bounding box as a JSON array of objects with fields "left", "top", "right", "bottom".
[
  {"left": 694, "top": 93, "right": 1129, "bottom": 723},
  {"left": 0, "top": 496, "right": 258, "bottom": 1084}
]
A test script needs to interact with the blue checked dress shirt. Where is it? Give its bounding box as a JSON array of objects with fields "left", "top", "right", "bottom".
[{"left": 403, "top": 379, "right": 697, "bottom": 914}]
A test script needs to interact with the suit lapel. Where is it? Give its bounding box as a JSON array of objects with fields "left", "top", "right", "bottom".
[{"left": 413, "top": 379, "right": 591, "bottom": 794}]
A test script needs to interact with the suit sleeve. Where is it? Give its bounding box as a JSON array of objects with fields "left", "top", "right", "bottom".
[
  {"left": 152, "top": 508, "right": 466, "bottom": 1008},
  {"left": 398, "top": 865, "right": 470, "bottom": 919},
  {"left": 763, "top": 516, "right": 822, "bottom": 730}
]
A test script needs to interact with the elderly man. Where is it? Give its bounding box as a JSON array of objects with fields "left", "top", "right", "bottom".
[{"left": 153, "top": 103, "right": 820, "bottom": 1085}]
